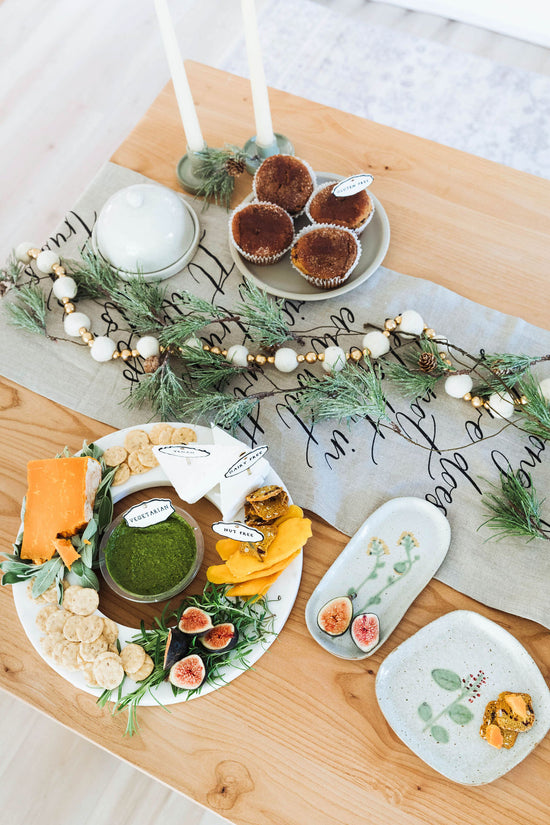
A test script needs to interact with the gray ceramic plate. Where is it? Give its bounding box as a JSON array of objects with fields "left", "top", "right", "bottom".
[
  {"left": 305, "top": 497, "right": 451, "bottom": 659},
  {"left": 228, "top": 172, "right": 391, "bottom": 301},
  {"left": 375, "top": 610, "right": 550, "bottom": 784}
]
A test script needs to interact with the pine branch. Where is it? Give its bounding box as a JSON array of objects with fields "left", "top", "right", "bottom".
[
  {"left": 110, "top": 276, "right": 167, "bottom": 334},
  {"left": 5, "top": 283, "right": 48, "bottom": 335},
  {"left": 179, "top": 344, "right": 249, "bottom": 389},
  {"left": 159, "top": 293, "right": 233, "bottom": 347},
  {"left": 482, "top": 352, "right": 549, "bottom": 388},
  {"left": 68, "top": 249, "right": 119, "bottom": 299},
  {"left": 514, "top": 371, "right": 550, "bottom": 440},
  {"left": 124, "top": 358, "right": 185, "bottom": 421},
  {"left": 194, "top": 145, "right": 249, "bottom": 209},
  {"left": 236, "top": 279, "right": 293, "bottom": 347},
  {"left": 295, "top": 362, "right": 388, "bottom": 424},
  {"left": 1, "top": 252, "right": 23, "bottom": 294},
  {"left": 174, "top": 390, "right": 260, "bottom": 431},
  {"left": 480, "top": 470, "right": 549, "bottom": 541},
  {"left": 383, "top": 361, "right": 439, "bottom": 399}
]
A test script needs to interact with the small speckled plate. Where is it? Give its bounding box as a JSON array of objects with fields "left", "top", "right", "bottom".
[{"left": 375, "top": 610, "right": 550, "bottom": 784}]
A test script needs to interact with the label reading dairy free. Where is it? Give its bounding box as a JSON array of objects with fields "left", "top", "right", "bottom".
[
  {"left": 333, "top": 173, "right": 374, "bottom": 197},
  {"left": 124, "top": 498, "right": 175, "bottom": 528},
  {"left": 157, "top": 445, "right": 211, "bottom": 458},
  {"left": 212, "top": 521, "right": 264, "bottom": 543},
  {"left": 224, "top": 446, "right": 269, "bottom": 478}
]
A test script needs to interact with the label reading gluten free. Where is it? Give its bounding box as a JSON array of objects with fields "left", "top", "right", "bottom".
[
  {"left": 124, "top": 498, "right": 175, "bottom": 528},
  {"left": 333, "top": 173, "right": 374, "bottom": 198},
  {"left": 157, "top": 445, "right": 211, "bottom": 458},
  {"left": 212, "top": 521, "right": 265, "bottom": 543},
  {"left": 224, "top": 446, "right": 268, "bottom": 478}
]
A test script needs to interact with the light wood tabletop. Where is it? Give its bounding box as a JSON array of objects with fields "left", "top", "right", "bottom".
[{"left": 1, "top": 62, "right": 549, "bottom": 825}]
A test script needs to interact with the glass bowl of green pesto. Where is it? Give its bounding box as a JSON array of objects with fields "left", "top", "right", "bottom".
[{"left": 99, "top": 501, "right": 204, "bottom": 603}]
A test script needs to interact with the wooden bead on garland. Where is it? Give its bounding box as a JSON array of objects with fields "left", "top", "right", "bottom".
[
  {"left": 64, "top": 312, "right": 91, "bottom": 337},
  {"left": 52, "top": 277, "right": 77, "bottom": 300},
  {"left": 274, "top": 348, "right": 298, "bottom": 373},
  {"left": 322, "top": 346, "right": 346, "bottom": 373},
  {"left": 35, "top": 250, "right": 60, "bottom": 274},
  {"left": 444, "top": 374, "right": 473, "bottom": 398},
  {"left": 396, "top": 309, "right": 424, "bottom": 336},
  {"left": 136, "top": 336, "right": 160, "bottom": 358},
  {"left": 488, "top": 391, "right": 515, "bottom": 419},
  {"left": 362, "top": 330, "right": 389, "bottom": 358},
  {"left": 14, "top": 242, "right": 39, "bottom": 264},
  {"left": 90, "top": 337, "right": 116, "bottom": 362},
  {"left": 226, "top": 345, "right": 249, "bottom": 367}
]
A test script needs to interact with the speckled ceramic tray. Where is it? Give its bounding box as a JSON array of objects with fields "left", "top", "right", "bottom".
[
  {"left": 375, "top": 611, "right": 550, "bottom": 784},
  {"left": 305, "top": 497, "right": 451, "bottom": 659}
]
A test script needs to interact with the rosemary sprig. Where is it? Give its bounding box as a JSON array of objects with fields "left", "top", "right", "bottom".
[
  {"left": 295, "top": 361, "right": 388, "bottom": 424},
  {"left": 480, "top": 470, "right": 550, "bottom": 542},
  {"left": 5, "top": 283, "right": 48, "bottom": 335},
  {"left": 236, "top": 279, "right": 294, "bottom": 347}
]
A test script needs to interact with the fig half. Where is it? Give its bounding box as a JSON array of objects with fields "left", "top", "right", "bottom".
[
  {"left": 200, "top": 622, "right": 239, "bottom": 652},
  {"left": 163, "top": 626, "right": 189, "bottom": 671},
  {"left": 178, "top": 606, "right": 214, "bottom": 636},
  {"left": 350, "top": 612, "right": 379, "bottom": 653},
  {"left": 169, "top": 653, "right": 207, "bottom": 689},
  {"left": 317, "top": 596, "right": 353, "bottom": 636}
]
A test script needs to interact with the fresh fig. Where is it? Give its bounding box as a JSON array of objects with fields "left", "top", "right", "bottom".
[
  {"left": 169, "top": 653, "right": 207, "bottom": 689},
  {"left": 163, "top": 626, "right": 189, "bottom": 671},
  {"left": 317, "top": 596, "right": 353, "bottom": 636},
  {"left": 200, "top": 622, "right": 239, "bottom": 652},
  {"left": 178, "top": 606, "right": 213, "bottom": 636},
  {"left": 350, "top": 612, "right": 379, "bottom": 653}
]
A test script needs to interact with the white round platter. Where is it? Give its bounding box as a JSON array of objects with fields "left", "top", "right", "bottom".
[
  {"left": 12, "top": 422, "right": 303, "bottom": 705},
  {"left": 229, "top": 172, "right": 391, "bottom": 302}
]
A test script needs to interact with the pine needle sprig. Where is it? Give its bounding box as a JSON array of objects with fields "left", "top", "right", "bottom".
[
  {"left": 514, "top": 371, "right": 550, "bottom": 440},
  {"left": 68, "top": 249, "right": 119, "bottom": 299},
  {"left": 418, "top": 336, "right": 456, "bottom": 372},
  {"left": 1, "top": 252, "right": 23, "bottom": 294},
  {"left": 194, "top": 145, "right": 249, "bottom": 210},
  {"left": 174, "top": 389, "right": 260, "bottom": 431},
  {"left": 179, "top": 344, "right": 249, "bottom": 390},
  {"left": 236, "top": 279, "right": 293, "bottom": 347},
  {"left": 482, "top": 352, "right": 549, "bottom": 388},
  {"left": 295, "top": 362, "right": 388, "bottom": 424},
  {"left": 480, "top": 470, "right": 550, "bottom": 541},
  {"left": 110, "top": 276, "right": 167, "bottom": 334},
  {"left": 383, "top": 361, "right": 439, "bottom": 399},
  {"left": 124, "top": 358, "right": 185, "bottom": 421},
  {"left": 6, "top": 283, "right": 48, "bottom": 335}
]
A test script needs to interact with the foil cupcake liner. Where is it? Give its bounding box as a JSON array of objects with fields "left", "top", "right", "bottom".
[
  {"left": 229, "top": 201, "right": 295, "bottom": 266},
  {"left": 252, "top": 154, "right": 316, "bottom": 218},
  {"left": 304, "top": 180, "right": 375, "bottom": 236},
  {"left": 289, "top": 223, "right": 362, "bottom": 290}
]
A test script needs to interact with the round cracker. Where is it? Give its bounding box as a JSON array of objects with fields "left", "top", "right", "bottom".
[
  {"left": 136, "top": 444, "right": 159, "bottom": 469},
  {"left": 124, "top": 429, "right": 150, "bottom": 451},
  {"left": 112, "top": 462, "right": 130, "bottom": 486},
  {"left": 68, "top": 587, "right": 99, "bottom": 616},
  {"left": 80, "top": 663, "right": 99, "bottom": 687},
  {"left": 127, "top": 653, "right": 154, "bottom": 682},
  {"left": 77, "top": 614, "right": 104, "bottom": 643},
  {"left": 36, "top": 604, "right": 58, "bottom": 632},
  {"left": 102, "top": 445, "right": 128, "bottom": 467},
  {"left": 63, "top": 614, "right": 82, "bottom": 641},
  {"left": 79, "top": 637, "right": 108, "bottom": 662},
  {"left": 41, "top": 582, "right": 59, "bottom": 604},
  {"left": 61, "top": 642, "right": 81, "bottom": 671},
  {"left": 52, "top": 640, "right": 70, "bottom": 665},
  {"left": 41, "top": 632, "right": 65, "bottom": 656},
  {"left": 170, "top": 426, "right": 197, "bottom": 444},
  {"left": 45, "top": 609, "right": 70, "bottom": 635},
  {"left": 149, "top": 423, "right": 174, "bottom": 445},
  {"left": 101, "top": 617, "right": 119, "bottom": 644},
  {"left": 93, "top": 656, "right": 125, "bottom": 690},
  {"left": 127, "top": 450, "right": 150, "bottom": 475},
  {"left": 62, "top": 585, "right": 83, "bottom": 612},
  {"left": 107, "top": 643, "right": 119, "bottom": 654},
  {"left": 120, "top": 644, "right": 146, "bottom": 675}
]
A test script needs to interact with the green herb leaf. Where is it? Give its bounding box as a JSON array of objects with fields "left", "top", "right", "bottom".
[
  {"left": 431, "top": 669, "right": 462, "bottom": 691},
  {"left": 31, "top": 557, "right": 64, "bottom": 598},
  {"left": 430, "top": 725, "right": 449, "bottom": 743},
  {"left": 448, "top": 704, "right": 474, "bottom": 725},
  {"left": 417, "top": 702, "right": 432, "bottom": 722}
]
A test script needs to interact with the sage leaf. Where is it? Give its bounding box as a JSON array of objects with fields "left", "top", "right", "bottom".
[
  {"left": 70, "top": 560, "right": 99, "bottom": 591},
  {"left": 430, "top": 725, "right": 449, "bottom": 744},
  {"left": 2, "top": 572, "right": 26, "bottom": 585},
  {"left": 431, "top": 668, "right": 462, "bottom": 691},
  {"left": 31, "top": 557, "right": 63, "bottom": 598},
  {"left": 417, "top": 702, "right": 432, "bottom": 722},
  {"left": 448, "top": 704, "right": 474, "bottom": 725}
]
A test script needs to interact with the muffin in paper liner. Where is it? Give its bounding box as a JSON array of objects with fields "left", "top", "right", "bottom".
[
  {"left": 305, "top": 180, "right": 375, "bottom": 235},
  {"left": 253, "top": 154, "right": 316, "bottom": 217},
  {"left": 290, "top": 224, "right": 362, "bottom": 290},
  {"left": 229, "top": 201, "right": 295, "bottom": 266}
]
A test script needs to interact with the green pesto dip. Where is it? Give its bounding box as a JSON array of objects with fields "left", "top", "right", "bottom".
[{"left": 104, "top": 512, "right": 197, "bottom": 596}]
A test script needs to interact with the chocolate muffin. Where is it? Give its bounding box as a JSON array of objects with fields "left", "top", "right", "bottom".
[
  {"left": 253, "top": 155, "right": 315, "bottom": 216},
  {"left": 230, "top": 202, "right": 294, "bottom": 265},
  {"left": 290, "top": 225, "right": 361, "bottom": 290},
  {"left": 306, "top": 180, "right": 374, "bottom": 233}
]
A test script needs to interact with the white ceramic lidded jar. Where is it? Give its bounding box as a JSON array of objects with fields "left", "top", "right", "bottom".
[{"left": 92, "top": 183, "right": 200, "bottom": 281}]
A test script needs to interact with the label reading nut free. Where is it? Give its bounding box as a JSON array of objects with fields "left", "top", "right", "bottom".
[
  {"left": 224, "top": 445, "right": 268, "bottom": 478},
  {"left": 212, "top": 521, "right": 265, "bottom": 543},
  {"left": 124, "top": 498, "right": 175, "bottom": 528},
  {"left": 333, "top": 173, "right": 374, "bottom": 197}
]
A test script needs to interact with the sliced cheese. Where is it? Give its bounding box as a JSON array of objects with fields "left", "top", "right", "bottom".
[
  {"left": 52, "top": 537, "right": 81, "bottom": 571},
  {"left": 21, "top": 457, "right": 101, "bottom": 564},
  {"left": 153, "top": 443, "right": 244, "bottom": 504}
]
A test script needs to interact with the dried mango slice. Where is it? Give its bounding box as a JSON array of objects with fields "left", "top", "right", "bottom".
[
  {"left": 226, "top": 517, "right": 312, "bottom": 579},
  {"left": 207, "top": 550, "right": 300, "bottom": 585},
  {"left": 226, "top": 569, "right": 285, "bottom": 597}
]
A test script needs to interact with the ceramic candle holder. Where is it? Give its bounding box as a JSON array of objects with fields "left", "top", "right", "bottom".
[{"left": 243, "top": 132, "right": 295, "bottom": 174}]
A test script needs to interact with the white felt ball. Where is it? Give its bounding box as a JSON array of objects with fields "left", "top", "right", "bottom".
[
  {"left": 35, "top": 250, "right": 60, "bottom": 273},
  {"left": 488, "top": 391, "right": 515, "bottom": 419},
  {"left": 52, "top": 276, "right": 77, "bottom": 300},
  {"left": 136, "top": 335, "right": 160, "bottom": 358},
  {"left": 274, "top": 347, "right": 299, "bottom": 373},
  {"left": 538, "top": 377, "right": 550, "bottom": 402},
  {"left": 226, "top": 344, "right": 249, "bottom": 368},
  {"left": 444, "top": 374, "right": 473, "bottom": 398},
  {"left": 397, "top": 309, "right": 424, "bottom": 336},
  {"left": 90, "top": 336, "right": 116, "bottom": 362},
  {"left": 64, "top": 312, "right": 91, "bottom": 337},
  {"left": 323, "top": 346, "right": 346, "bottom": 373},
  {"left": 15, "top": 242, "right": 37, "bottom": 264},
  {"left": 362, "top": 331, "right": 390, "bottom": 359},
  {"left": 184, "top": 336, "right": 202, "bottom": 350}
]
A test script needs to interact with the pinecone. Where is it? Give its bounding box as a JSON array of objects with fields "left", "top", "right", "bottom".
[
  {"left": 225, "top": 157, "right": 246, "bottom": 177},
  {"left": 143, "top": 355, "right": 160, "bottom": 374},
  {"left": 419, "top": 352, "right": 437, "bottom": 373}
]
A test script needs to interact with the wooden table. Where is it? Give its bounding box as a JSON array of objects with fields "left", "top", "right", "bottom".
[{"left": 1, "top": 62, "right": 549, "bottom": 825}]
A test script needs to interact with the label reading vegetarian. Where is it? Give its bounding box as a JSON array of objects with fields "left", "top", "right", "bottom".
[
  {"left": 212, "top": 521, "right": 265, "bottom": 543},
  {"left": 124, "top": 498, "right": 175, "bottom": 528}
]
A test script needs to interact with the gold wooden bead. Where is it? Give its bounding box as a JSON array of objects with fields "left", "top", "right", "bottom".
[
  {"left": 483, "top": 401, "right": 490, "bottom": 409},
  {"left": 384, "top": 319, "right": 397, "bottom": 331},
  {"left": 210, "top": 346, "right": 221, "bottom": 355},
  {"left": 317, "top": 352, "right": 325, "bottom": 361},
  {"left": 305, "top": 352, "right": 317, "bottom": 363},
  {"left": 62, "top": 296, "right": 70, "bottom": 305},
  {"left": 247, "top": 354, "right": 255, "bottom": 362},
  {"left": 203, "top": 344, "right": 211, "bottom": 351},
  {"left": 444, "top": 358, "right": 453, "bottom": 367},
  {"left": 363, "top": 348, "right": 371, "bottom": 358},
  {"left": 255, "top": 354, "right": 267, "bottom": 365},
  {"left": 394, "top": 314, "right": 403, "bottom": 324},
  {"left": 160, "top": 345, "right": 165, "bottom": 353},
  {"left": 471, "top": 396, "right": 483, "bottom": 408},
  {"left": 131, "top": 349, "right": 139, "bottom": 357},
  {"left": 78, "top": 326, "right": 88, "bottom": 335},
  {"left": 463, "top": 392, "right": 472, "bottom": 401},
  {"left": 28, "top": 248, "right": 41, "bottom": 259},
  {"left": 64, "top": 303, "right": 75, "bottom": 314},
  {"left": 383, "top": 330, "right": 391, "bottom": 338},
  {"left": 81, "top": 332, "right": 93, "bottom": 343},
  {"left": 350, "top": 348, "right": 362, "bottom": 362},
  {"left": 297, "top": 354, "right": 305, "bottom": 362},
  {"left": 221, "top": 349, "right": 228, "bottom": 357},
  {"left": 520, "top": 395, "right": 528, "bottom": 405},
  {"left": 346, "top": 351, "right": 351, "bottom": 359},
  {"left": 121, "top": 349, "right": 132, "bottom": 360},
  {"left": 52, "top": 264, "right": 66, "bottom": 277},
  {"left": 87, "top": 340, "right": 94, "bottom": 348},
  {"left": 425, "top": 328, "right": 436, "bottom": 339},
  {"left": 113, "top": 351, "right": 120, "bottom": 359},
  {"left": 267, "top": 355, "right": 275, "bottom": 364}
]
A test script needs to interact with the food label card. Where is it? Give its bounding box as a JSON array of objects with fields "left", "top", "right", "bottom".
[
  {"left": 124, "top": 498, "right": 175, "bottom": 528},
  {"left": 212, "top": 521, "right": 264, "bottom": 543},
  {"left": 333, "top": 173, "right": 374, "bottom": 197},
  {"left": 225, "top": 446, "right": 268, "bottom": 478}
]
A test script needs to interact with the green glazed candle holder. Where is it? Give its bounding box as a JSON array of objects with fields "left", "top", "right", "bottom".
[{"left": 243, "top": 133, "right": 294, "bottom": 174}]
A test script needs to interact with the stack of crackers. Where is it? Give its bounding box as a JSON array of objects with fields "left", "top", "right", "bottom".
[
  {"left": 103, "top": 424, "right": 197, "bottom": 486},
  {"left": 480, "top": 691, "right": 535, "bottom": 749}
]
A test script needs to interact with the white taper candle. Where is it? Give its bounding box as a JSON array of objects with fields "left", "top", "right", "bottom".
[
  {"left": 241, "top": 0, "right": 275, "bottom": 148},
  {"left": 154, "top": 0, "right": 205, "bottom": 152}
]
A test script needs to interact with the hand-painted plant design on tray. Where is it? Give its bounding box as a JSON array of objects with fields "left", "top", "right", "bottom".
[
  {"left": 418, "top": 668, "right": 486, "bottom": 744},
  {"left": 348, "top": 531, "right": 421, "bottom": 613}
]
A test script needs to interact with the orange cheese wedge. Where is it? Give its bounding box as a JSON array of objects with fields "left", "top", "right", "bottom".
[{"left": 21, "top": 457, "right": 101, "bottom": 564}]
